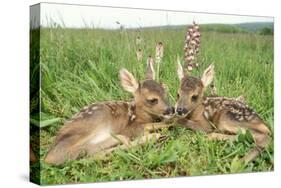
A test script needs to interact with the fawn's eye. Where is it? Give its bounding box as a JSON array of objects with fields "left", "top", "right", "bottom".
[
  {"left": 191, "top": 95, "right": 198, "bottom": 102},
  {"left": 146, "top": 98, "right": 158, "bottom": 105}
]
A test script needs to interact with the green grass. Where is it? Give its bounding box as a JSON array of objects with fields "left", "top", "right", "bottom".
[{"left": 30, "top": 27, "right": 274, "bottom": 185}]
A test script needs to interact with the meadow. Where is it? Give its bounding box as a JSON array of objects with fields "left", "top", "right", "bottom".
[{"left": 30, "top": 25, "right": 274, "bottom": 185}]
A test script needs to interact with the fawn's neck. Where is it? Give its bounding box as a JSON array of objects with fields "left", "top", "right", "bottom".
[
  {"left": 186, "top": 102, "right": 206, "bottom": 119},
  {"left": 132, "top": 104, "right": 155, "bottom": 124}
]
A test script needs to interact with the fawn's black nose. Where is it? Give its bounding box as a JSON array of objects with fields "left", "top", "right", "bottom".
[
  {"left": 176, "top": 107, "right": 188, "bottom": 116},
  {"left": 164, "top": 107, "right": 175, "bottom": 115}
]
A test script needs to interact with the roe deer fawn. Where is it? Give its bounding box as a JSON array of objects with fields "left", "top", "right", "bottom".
[
  {"left": 175, "top": 62, "right": 271, "bottom": 163},
  {"left": 44, "top": 61, "right": 174, "bottom": 165}
]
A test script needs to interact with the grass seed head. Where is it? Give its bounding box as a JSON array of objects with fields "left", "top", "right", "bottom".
[
  {"left": 184, "top": 21, "right": 201, "bottom": 70},
  {"left": 136, "top": 49, "right": 143, "bottom": 61},
  {"left": 210, "top": 83, "right": 217, "bottom": 96},
  {"left": 147, "top": 55, "right": 154, "bottom": 65},
  {"left": 136, "top": 36, "right": 141, "bottom": 45},
  {"left": 155, "top": 42, "right": 164, "bottom": 64}
]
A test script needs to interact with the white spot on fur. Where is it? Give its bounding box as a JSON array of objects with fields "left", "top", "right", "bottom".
[
  {"left": 130, "top": 114, "right": 136, "bottom": 121},
  {"left": 203, "top": 111, "right": 209, "bottom": 119},
  {"left": 92, "top": 106, "right": 98, "bottom": 111}
]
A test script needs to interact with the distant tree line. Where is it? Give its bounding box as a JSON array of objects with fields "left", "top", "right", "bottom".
[{"left": 259, "top": 27, "right": 273, "bottom": 35}]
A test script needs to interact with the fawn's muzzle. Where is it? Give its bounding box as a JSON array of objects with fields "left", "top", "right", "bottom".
[
  {"left": 163, "top": 107, "right": 175, "bottom": 116},
  {"left": 176, "top": 107, "right": 188, "bottom": 116}
]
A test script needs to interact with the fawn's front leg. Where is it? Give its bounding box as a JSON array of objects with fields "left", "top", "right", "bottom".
[
  {"left": 99, "top": 133, "right": 161, "bottom": 156},
  {"left": 177, "top": 118, "right": 213, "bottom": 133},
  {"left": 143, "top": 122, "right": 174, "bottom": 133},
  {"left": 207, "top": 133, "right": 236, "bottom": 141}
]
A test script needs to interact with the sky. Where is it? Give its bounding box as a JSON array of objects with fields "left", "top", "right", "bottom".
[{"left": 32, "top": 3, "right": 274, "bottom": 29}]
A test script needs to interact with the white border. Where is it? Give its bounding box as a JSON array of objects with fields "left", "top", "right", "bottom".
[{"left": 0, "top": 0, "right": 279, "bottom": 188}]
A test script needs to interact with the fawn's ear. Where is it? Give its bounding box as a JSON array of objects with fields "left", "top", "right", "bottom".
[
  {"left": 201, "top": 64, "right": 215, "bottom": 87},
  {"left": 146, "top": 58, "right": 155, "bottom": 80},
  {"left": 119, "top": 68, "right": 139, "bottom": 93},
  {"left": 177, "top": 58, "right": 185, "bottom": 80}
]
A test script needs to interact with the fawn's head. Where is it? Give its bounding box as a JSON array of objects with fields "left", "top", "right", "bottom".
[
  {"left": 176, "top": 62, "right": 214, "bottom": 117},
  {"left": 119, "top": 61, "right": 174, "bottom": 119}
]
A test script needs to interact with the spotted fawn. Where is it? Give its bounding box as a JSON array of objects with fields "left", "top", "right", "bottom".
[
  {"left": 175, "top": 62, "right": 271, "bottom": 163},
  {"left": 45, "top": 61, "right": 174, "bottom": 165}
]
